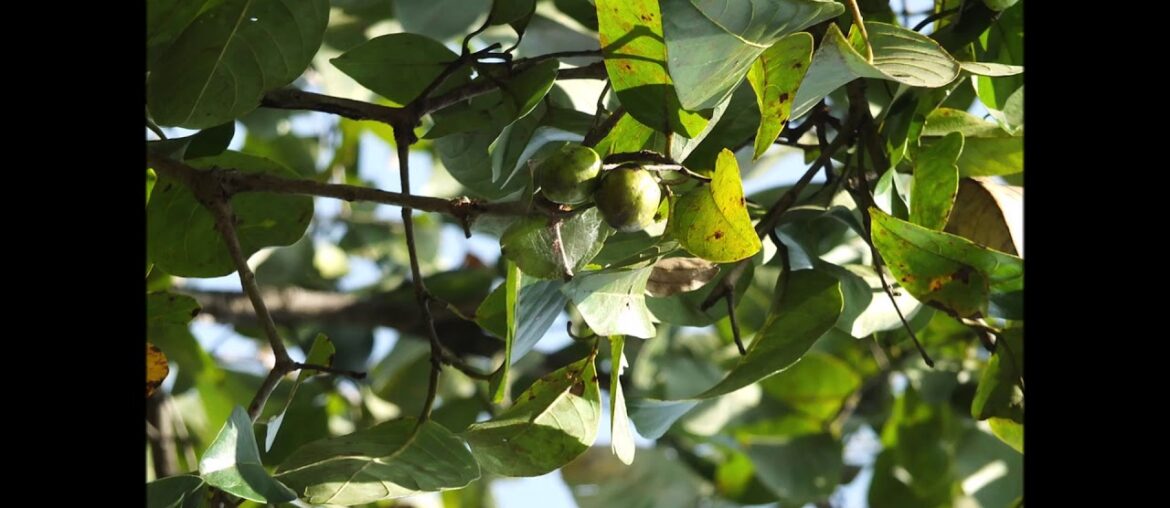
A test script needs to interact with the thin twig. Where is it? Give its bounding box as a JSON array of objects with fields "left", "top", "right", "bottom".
[
  {"left": 726, "top": 290, "right": 746, "bottom": 355},
  {"left": 294, "top": 362, "right": 366, "bottom": 379},
  {"left": 440, "top": 351, "right": 495, "bottom": 380},
  {"left": 913, "top": 6, "right": 961, "bottom": 32},
  {"left": 583, "top": 106, "right": 625, "bottom": 147},
  {"left": 147, "top": 153, "right": 563, "bottom": 222},
  {"left": 845, "top": 82, "right": 933, "bottom": 368},
  {"left": 391, "top": 125, "right": 446, "bottom": 425},
  {"left": 513, "top": 49, "right": 603, "bottom": 67},
  {"left": 146, "top": 119, "right": 167, "bottom": 140}
]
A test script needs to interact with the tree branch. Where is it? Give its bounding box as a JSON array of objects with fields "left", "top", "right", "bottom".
[{"left": 146, "top": 153, "right": 567, "bottom": 226}]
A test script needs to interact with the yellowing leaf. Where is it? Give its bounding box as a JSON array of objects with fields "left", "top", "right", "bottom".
[
  {"left": 147, "top": 342, "right": 170, "bottom": 398},
  {"left": 670, "top": 149, "right": 762, "bottom": 263},
  {"left": 748, "top": 33, "right": 813, "bottom": 160}
]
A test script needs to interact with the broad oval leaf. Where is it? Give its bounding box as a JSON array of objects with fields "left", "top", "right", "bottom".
[
  {"left": 331, "top": 33, "right": 471, "bottom": 107},
  {"left": 748, "top": 32, "right": 814, "bottom": 160},
  {"left": 971, "top": 328, "right": 1023, "bottom": 422},
  {"left": 670, "top": 149, "right": 762, "bottom": 263},
  {"left": 146, "top": 474, "right": 206, "bottom": 508},
  {"left": 501, "top": 208, "right": 613, "bottom": 280},
  {"left": 696, "top": 268, "right": 843, "bottom": 398},
  {"left": 476, "top": 277, "right": 569, "bottom": 362},
  {"left": 147, "top": 0, "right": 329, "bottom": 128},
  {"left": 609, "top": 336, "right": 636, "bottom": 465},
  {"left": 596, "top": 0, "right": 709, "bottom": 137},
  {"left": 910, "top": 131, "right": 963, "bottom": 230},
  {"left": 147, "top": 0, "right": 208, "bottom": 68},
  {"left": 627, "top": 398, "right": 701, "bottom": 439},
  {"left": 276, "top": 418, "right": 480, "bottom": 504},
  {"left": 200, "top": 406, "right": 297, "bottom": 504},
  {"left": 394, "top": 0, "right": 490, "bottom": 42},
  {"left": 923, "top": 108, "right": 1022, "bottom": 177},
  {"left": 464, "top": 353, "right": 601, "bottom": 476},
  {"left": 662, "top": 0, "right": 843, "bottom": 111},
  {"left": 759, "top": 352, "right": 860, "bottom": 421},
  {"left": 562, "top": 266, "right": 657, "bottom": 339},
  {"left": 265, "top": 333, "right": 335, "bottom": 452},
  {"left": 988, "top": 418, "right": 1023, "bottom": 454},
  {"left": 147, "top": 151, "right": 314, "bottom": 277},
  {"left": 425, "top": 59, "right": 560, "bottom": 139},
  {"left": 792, "top": 22, "right": 960, "bottom": 119},
  {"left": 870, "top": 207, "right": 1022, "bottom": 318},
  {"left": 744, "top": 433, "right": 843, "bottom": 506}
]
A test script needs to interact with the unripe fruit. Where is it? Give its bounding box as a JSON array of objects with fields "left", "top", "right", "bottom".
[
  {"left": 535, "top": 144, "right": 602, "bottom": 205},
  {"left": 594, "top": 167, "right": 662, "bottom": 233}
]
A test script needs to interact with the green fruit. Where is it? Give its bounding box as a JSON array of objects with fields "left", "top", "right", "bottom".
[
  {"left": 594, "top": 167, "right": 662, "bottom": 233},
  {"left": 535, "top": 144, "right": 602, "bottom": 205}
]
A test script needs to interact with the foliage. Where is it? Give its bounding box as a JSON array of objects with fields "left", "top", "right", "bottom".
[{"left": 146, "top": 0, "right": 1024, "bottom": 507}]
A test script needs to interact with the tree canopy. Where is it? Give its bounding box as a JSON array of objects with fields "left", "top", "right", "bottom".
[{"left": 146, "top": 0, "right": 1024, "bottom": 507}]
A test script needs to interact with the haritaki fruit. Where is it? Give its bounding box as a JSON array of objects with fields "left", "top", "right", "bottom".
[
  {"left": 535, "top": 144, "right": 602, "bottom": 205},
  {"left": 594, "top": 167, "right": 662, "bottom": 232}
]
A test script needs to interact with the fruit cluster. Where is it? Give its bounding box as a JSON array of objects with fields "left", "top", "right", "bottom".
[{"left": 534, "top": 144, "right": 662, "bottom": 232}]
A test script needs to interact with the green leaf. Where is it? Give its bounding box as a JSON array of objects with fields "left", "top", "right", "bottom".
[
  {"left": 627, "top": 399, "right": 702, "bottom": 440},
  {"left": 661, "top": 0, "right": 843, "bottom": 111},
  {"left": 276, "top": 419, "right": 480, "bottom": 504},
  {"left": 973, "top": 3, "right": 1022, "bottom": 111},
  {"left": 425, "top": 60, "right": 560, "bottom": 139},
  {"left": 983, "top": 0, "right": 1020, "bottom": 10},
  {"left": 988, "top": 418, "right": 1023, "bottom": 453},
  {"left": 146, "top": 474, "right": 206, "bottom": 508},
  {"left": 501, "top": 208, "right": 613, "bottom": 279},
  {"left": 748, "top": 33, "right": 813, "bottom": 160},
  {"left": 562, "top": 267, "right": 657, "bottom": 339},
  {"left": 147, "top": 152, "right": 313, "bottom": 277},
  {"left": 264, "top": 333, "right": 335, "bottom": 452},
  {"left": 185, "top": 122, "right": 237, "bottom": 159},
  {"left": 670, "top": 149, "right": 763, "bottom": 263},
  {"left": 394, "top": 0, "right": 490, "bottom": 42},
  {"left": 562, "top": 447, "right": 706, "bottom": 508},
  {"left": 147, "top": 0, "right": 329, "bottom": 128},
  {"left": 330, "top": 33, "right": 471, "bottom": 107},
  {"left": 910, "top": 131, "right": 963, "bottom": 230},
  {"left": 476, "top": 277, "right": 569, "bottom": 362},
  {"left": 714, "top": 451, "right": 782, "bottom": 504},
  {"left": 434, "top": 98, "right": 589, "bottom": 202},
  {"left": 792, "top": 22, "right": 960, "bottom": 119},
  {"left": 876, "top": 388, "right": 955, "bottom": 502},
  {"left": 828, "top": 263, "right": 928, "bottom": 338},
  {"left": 492, "top": 261, "right": 521, "bottom": 403},
  {"left": 744, "top": 433, "right": 843, "bottom": 506},
  {"left": 464, "top": 353, "right": 601, "bottom": 476},
  {"left": 200, "top": 406, "right": 297, "bottom": 503},
  {"left": 760, "top": 352, "right": 860, "bottom": 421},
  {"left": 959, "top": 61, "right": 1023, "bottom": 76},
  {"left": 922, "top": 108, "right": 1022, "bottom": 177},
  {"left": 972, "top": 328, "right": 1023, "bottom": 422},
  {"left": 683, "top": 82, "right": 762, "bottom": 170},
  {"left": 696, "top": 268, "right": 843, "bottom": 398},
  {"left": 870, "top": 207, "right": 1022, "bottom": 318},
  {"left": 609, "top": 336, "right": 636, "bottom": 465},
  {"left": 147, "top": 0, "right": 209, "bottom": 68},
  {"left": 147, "top": 292, "right": 209, "bottom": 390},
  {"left": 1001, "top": 86, "right": 1024, "bottom": 131},
  {"left": 596, "top": 0, "right": 709, "bottom": 137}
]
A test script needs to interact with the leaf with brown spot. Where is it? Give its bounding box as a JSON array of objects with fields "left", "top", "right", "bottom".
[
  {"left": 597, "top": 0, "right": 709, "bottom": 137},
  {"left": 669, "top": 149, "right": 762, "bottom": 263},
  {"left": 646, "top": 257, "right": 720, "bottom": 297},
  {"left": 147, "top": 342, "right": 169, "bottom": 398},
  {"left": 870, "top": 207, "right": 1022, "bottom": 319},
  {"left": 463, "top": 352, "right": 601, "bottom": 476},
  {"left": 748, "top": 32, "right": 813, "bottom": 160}
]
